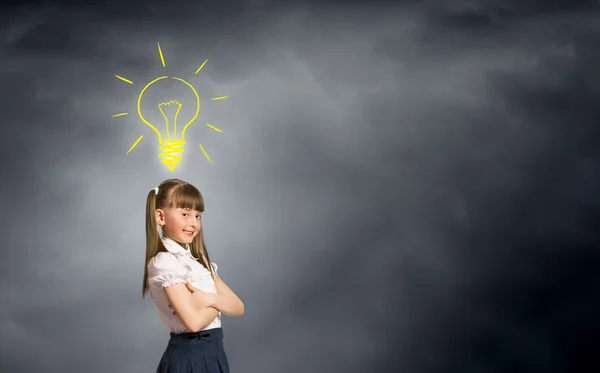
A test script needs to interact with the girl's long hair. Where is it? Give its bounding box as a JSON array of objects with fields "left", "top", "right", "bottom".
[{"left": 142, "top": 178, "right": 215, "bottom": 298}]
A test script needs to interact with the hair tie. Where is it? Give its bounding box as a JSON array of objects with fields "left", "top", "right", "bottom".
[{"left": 154, "top": 187, "right": 159, "bottom": 195}]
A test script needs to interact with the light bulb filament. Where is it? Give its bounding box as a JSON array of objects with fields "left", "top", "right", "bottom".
[{"left": 157, "top": 100, "right": 183, "bottom": 140}]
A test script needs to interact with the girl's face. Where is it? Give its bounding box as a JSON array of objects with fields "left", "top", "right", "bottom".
[{"left": 156, "top": 207, "right": 202, "bottom": 245}]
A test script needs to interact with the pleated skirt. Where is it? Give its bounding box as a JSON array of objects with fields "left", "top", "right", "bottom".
[{"left": 156, "top": 328, "right": 230, "bottom": 373}]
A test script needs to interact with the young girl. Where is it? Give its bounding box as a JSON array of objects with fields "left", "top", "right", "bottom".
[{"left": 142, "top": 178, "right": 244, "bottom": 373}]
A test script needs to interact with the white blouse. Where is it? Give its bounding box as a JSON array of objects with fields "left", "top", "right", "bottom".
[{"left": 147, "top": 237, "right": 221, "bottom": 333}]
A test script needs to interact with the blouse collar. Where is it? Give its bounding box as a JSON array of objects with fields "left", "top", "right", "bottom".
[{"left": 161, "top": 236, "right": 198, "bottom": 259}]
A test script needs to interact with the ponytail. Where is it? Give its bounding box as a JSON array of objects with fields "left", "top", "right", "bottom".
[
  {"left": 142, "top": 188, "right": 166, "bottom": 298},
  {"left": 191, "top": 230, "right": 215, "bottom": 276}
]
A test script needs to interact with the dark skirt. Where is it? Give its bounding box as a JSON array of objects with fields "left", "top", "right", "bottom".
[{"left": 156, "top": 328, "right": 230, "bottom": 373}]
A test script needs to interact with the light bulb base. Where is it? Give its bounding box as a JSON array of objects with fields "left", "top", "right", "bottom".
[{"left": 158, "top": 139, "right": 186, "bottom": 171}]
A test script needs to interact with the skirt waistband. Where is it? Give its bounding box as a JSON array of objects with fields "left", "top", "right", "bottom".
[{"left": 169, "top": 327, "right": 224, "bottom": 343}]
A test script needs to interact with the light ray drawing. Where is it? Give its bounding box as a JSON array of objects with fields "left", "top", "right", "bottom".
[{"left": 112, "top": 42, "right": 229, "bottom": 170}]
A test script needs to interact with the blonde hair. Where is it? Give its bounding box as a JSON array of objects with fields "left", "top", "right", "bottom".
[{"left": 142, "top": 178, "right": 214, "bottom": 298}]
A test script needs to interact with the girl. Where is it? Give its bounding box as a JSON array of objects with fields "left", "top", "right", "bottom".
[{"left": 142, "top": 178, "right": 244, "bottom": 373}]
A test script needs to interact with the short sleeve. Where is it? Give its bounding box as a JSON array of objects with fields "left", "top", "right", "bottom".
[{"left": 148, "top": 252, "right": 189, "bottom": 288}]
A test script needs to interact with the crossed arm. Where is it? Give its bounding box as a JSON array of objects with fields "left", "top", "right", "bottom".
[
  {"left": 164, "top": 283, "right": 219, "bottom": 332},
  {"left": 209, "top": 274, "right": 245, "bottom": 317},
  {"left": 164, "top": 276, "right": 244, "bottom": 332}
]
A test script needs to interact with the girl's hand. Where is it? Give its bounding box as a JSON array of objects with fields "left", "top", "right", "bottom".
[{"left": 169, "top": 282, "right": 216, "bottom": 315}]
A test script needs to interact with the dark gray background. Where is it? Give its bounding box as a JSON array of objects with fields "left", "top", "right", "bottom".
[{"left": 1, "top": 0, "right": 599, "bottom": 372}]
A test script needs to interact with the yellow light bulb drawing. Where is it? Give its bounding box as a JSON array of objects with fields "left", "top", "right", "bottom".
[
  {"left": 112, "top": 42, "right": 230, "bottom": 171},
  {"left": 137, "top": 76, "right": 200, "bottom": 171}
]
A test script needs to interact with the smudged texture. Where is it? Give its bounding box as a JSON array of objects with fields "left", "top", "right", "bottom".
[{"left": 1, "top": 0, "right": 599, "bottom": 372}]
